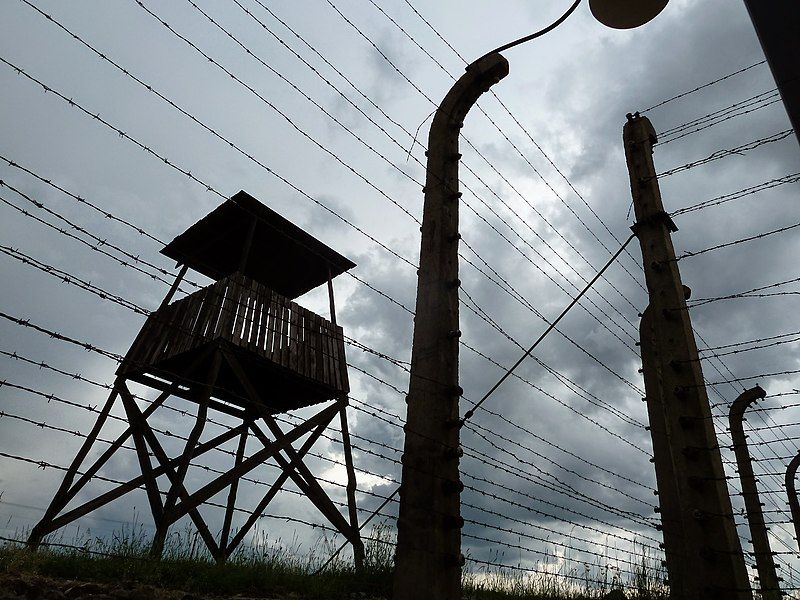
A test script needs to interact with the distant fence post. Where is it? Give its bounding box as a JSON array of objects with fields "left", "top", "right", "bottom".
[
  {"left": 729, "top": 385, "right": 781, "bottom": 599},
  {"left": 392, "top": 53, "right": 508, "bottom": 600},
  {"left": 786, "top": 451, "right": 800, "bottom": 552},
  {"left": 623, "top": 112, "right": 751, "bottom": 599}
]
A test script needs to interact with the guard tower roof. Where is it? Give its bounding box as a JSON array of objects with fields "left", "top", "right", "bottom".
[{"left": 161, "top": 191, "right": 356, "bottom": 299}]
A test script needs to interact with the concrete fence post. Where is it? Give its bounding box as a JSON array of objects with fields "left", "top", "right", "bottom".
[
  {"left": 392, "top": 53, "right": 508, "bottom": 600},
  {"left": 729, "top": 385, "right": 781, "bottom": 598},
  {"left": 785, "top": 451, "right": 800, "bottom": 553},
  {"left": 624, "top": 112, "right": 750, "bottom": 599}
]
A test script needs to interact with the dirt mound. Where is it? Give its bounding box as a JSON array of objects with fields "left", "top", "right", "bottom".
[{"left": 0, "top": 572, "right": 293, "bottom": 600}]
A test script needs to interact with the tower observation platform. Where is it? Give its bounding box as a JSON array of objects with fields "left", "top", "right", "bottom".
[{"left": 120, "top": 190, "right": 355, "bottom": 413}]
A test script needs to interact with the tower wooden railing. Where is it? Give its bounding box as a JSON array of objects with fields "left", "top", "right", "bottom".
[{"left": 122, "top": 272, "right": 348, "bottom": 397}]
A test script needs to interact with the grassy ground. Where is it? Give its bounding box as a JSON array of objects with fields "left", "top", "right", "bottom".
[{"left": 0, "top": 523, "right": 667, "bottom": 599}]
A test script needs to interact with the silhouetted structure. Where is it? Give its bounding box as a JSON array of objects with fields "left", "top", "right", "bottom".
[
  {"left": 625, "top": 114, "right": 750, "bottom": 599},
  {"left": 28, "top": 191, "right": 365, "bottom": 565},
  {"left": 729, "top": 386, "right": 781, "bottom": 599},
  {"left": 786, "top": 451, "right": 800, "bottom": 552}
]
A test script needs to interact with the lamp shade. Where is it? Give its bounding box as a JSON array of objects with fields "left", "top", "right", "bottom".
[{"left": 589, "top": 0, "right": 668, "bottom": 29}]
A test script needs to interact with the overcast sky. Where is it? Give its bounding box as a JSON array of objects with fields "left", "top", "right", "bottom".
[{"left": 1, "top": 0, "right": 799, "bottom": 592}]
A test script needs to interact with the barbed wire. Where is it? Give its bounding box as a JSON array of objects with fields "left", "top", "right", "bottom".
[
  {"left": 0, "top": 356, "right": 399, "bottom": 510},
  {"left": 459, "top": 287, "right": 644, "bottom": 429},
  {"left": 351, "top": 377, "right": 652, "bottom": 496},
  {"left": 676, "top": 220, "right": 800, "bottom": 260},
  {"left": 656, "top": 129, "right": 794, "bottom": 179},
  {"left": 394, "top": 0, "right": 647, "bottom": 291},
  {"left": 0, "top": 161, "right": 652, "bottom": 465},
  {"left": 0, "top": 454, "right": 399, "bottom": 557},
  {"left": 702, "top": 329, "right": 800, "bottom": 354},
  {"left": 658, "top": 88, "right": 779, "bottom": 137},
  {"left": 460, "top": 236, "right": 644, "bottom": 425},
  {"left": 460, "top": 474, "right": 661, "bottom": 548},
  {"left": 357, "top": 0, "right": 650, "bottom": 309},
  {"left": 4, "top": 6, "right": 647, "bottom": 385},
  {"left": 0, "top": 155, "right": 166, "bottom": 245},
  {"left": 0, "top": 193, "right": 174, "bottom": 288},
  {"left": 459, "top": 241, "right": 645, "bottom": 396},
  {"left": 0, "top": 245, "right": 147, "bottom": 315},
  {"left": 686, "top": 276, "right": 800, "bottom": 309},
  {"left": 322, "top": 0, "right": 651, "bottom": 323},
  {"left": 746, "top": 421, "right": 800, "bottom": 433},
  {"left": 656, "top": 90, "right": 782, "bottom": 145},
  {"left": 133, "top": 0, "right": 423, "bottom": 225},
  {"left": 325, "top": 385, "right": 657, "bottom": 532},
  {"left": 640, "top": 60, "right": 767, "bottom": 113},
  {"left": 452, "top": 173, "right": 639, "bottom": 350},
  {"left": 463, "top": 422, "right": 655, "bottom": 510},
  {"left": 0, "top": 8, "right": 648, "bottom": 436},
  {"left": 14, "top": 0, "right": 794, "bottom": 579},
  {"left": 0, "top": 55, "right": 417, "bottom": 271},
  {"left": 356, "top": 0, "right": 647, "bottom": 310},
  {"left": 2, "top": 375, "right": 658, "bottom": 556},
  {"left": 706, "top": 369, "right": 800, "bottom": 387},
  {"left": 650, "top": 104, "right": 800, "bottom": 566},
  {"left": 0, "top": 300, "right": 656, "bottom": 547},
  {"left": 458, "top": 310, "right": 649, "bottom": 456},
  {"left": 671, "top": 172, "right": 800, "bottom": 216},
  {"left": 0, "top": 230, "right": 651, "bottom": 483},
  {"left": 0, "top": 141, "right": 676, "bottom": 576}
]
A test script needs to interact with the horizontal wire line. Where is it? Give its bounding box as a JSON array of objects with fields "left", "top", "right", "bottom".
[
  {"left": 0, "top": 55, "right": 416, "bottom": 270},
  {"left": 640, "top": 60, "right": 767, "bottom": 113},
  {"left": 671, "top": 172, "right": 800, "bottom": 216},
  {"left": 656, "top": 129, "right": 794, "bottom": 179}
]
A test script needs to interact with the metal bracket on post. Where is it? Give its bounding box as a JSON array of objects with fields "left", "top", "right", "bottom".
[
  {"left": 392, "top": 53, "right": 508, "bottom": 600},
  {"left": 730, "top": 385, "right": 782, "bottom": 599},
  {"left": 625, "top": 112, "right": 751, "bottom": 600}
]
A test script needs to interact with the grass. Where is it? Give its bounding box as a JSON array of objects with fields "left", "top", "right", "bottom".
[
  {"left": 0, "top": 521, "right": 668, "bottom": 599},
  {"left": 1, "top": 520, "right": 394, "bottom": 599},
  {"left": 461, "top": 546, "right": 667, "bottom": 600}
]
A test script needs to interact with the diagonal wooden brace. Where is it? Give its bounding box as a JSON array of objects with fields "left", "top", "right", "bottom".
[
  {"left": 166, "top": 401, "right": 342, "bottom": 525},
  {"left": 43, "top": 420, "right": 249, "bottom": 535},
  {"left": 250, "top": 418, "right": 358, "bottom": 544},
  {"left": 28, "top": 381, "right": 174, "bottom": 547},
  {"left": 221, "top": 349, "right": 361, "bottom": 548},
  {"left": 120, "top": 387, "right": 220, "bottom": 557},
  {"left": 124, "top": 391, "right": 164, "bottom": 523},
  {"left": 224, "top": 410, "right": 334, "bottom": 556}
]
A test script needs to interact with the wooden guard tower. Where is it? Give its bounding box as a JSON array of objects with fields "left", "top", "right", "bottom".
[{"left": 28, "top": 191, "right": 365, "bottom": 565}]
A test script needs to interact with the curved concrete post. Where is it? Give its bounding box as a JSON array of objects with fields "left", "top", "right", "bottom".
[
  {"left": 729, "top": 385, "right": 781, "bottom": 599},
  {"left": 392, "top": 53, "right": 508, "bottom": 600},
  {"left": 786, "top": 451, "right": 800, "bottom": 552}
]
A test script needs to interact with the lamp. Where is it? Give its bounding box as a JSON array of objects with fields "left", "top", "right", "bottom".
[
  {"left": 590, "top": 0, "right": 669, "bottom": 29},
  {"left": 480, "top": 0, "right": 669, "bottom": 62}
]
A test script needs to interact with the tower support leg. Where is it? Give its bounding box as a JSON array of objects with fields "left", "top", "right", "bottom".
[
  {"left": 217, "top": 427, "right": 248, "bottom": 563},
  {"left": 150, "top": 353, "right": 221, "bottom": 557},
  {"left": 27, "top": 385, "right": 119, "bottom": 549},
  {"left": 339, "top": 399, "right": 365, "bottom": 569}
]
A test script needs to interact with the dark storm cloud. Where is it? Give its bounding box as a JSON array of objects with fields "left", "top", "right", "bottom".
[{"left": 1, "top": 0, "right": 799, "bottom": 589}]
